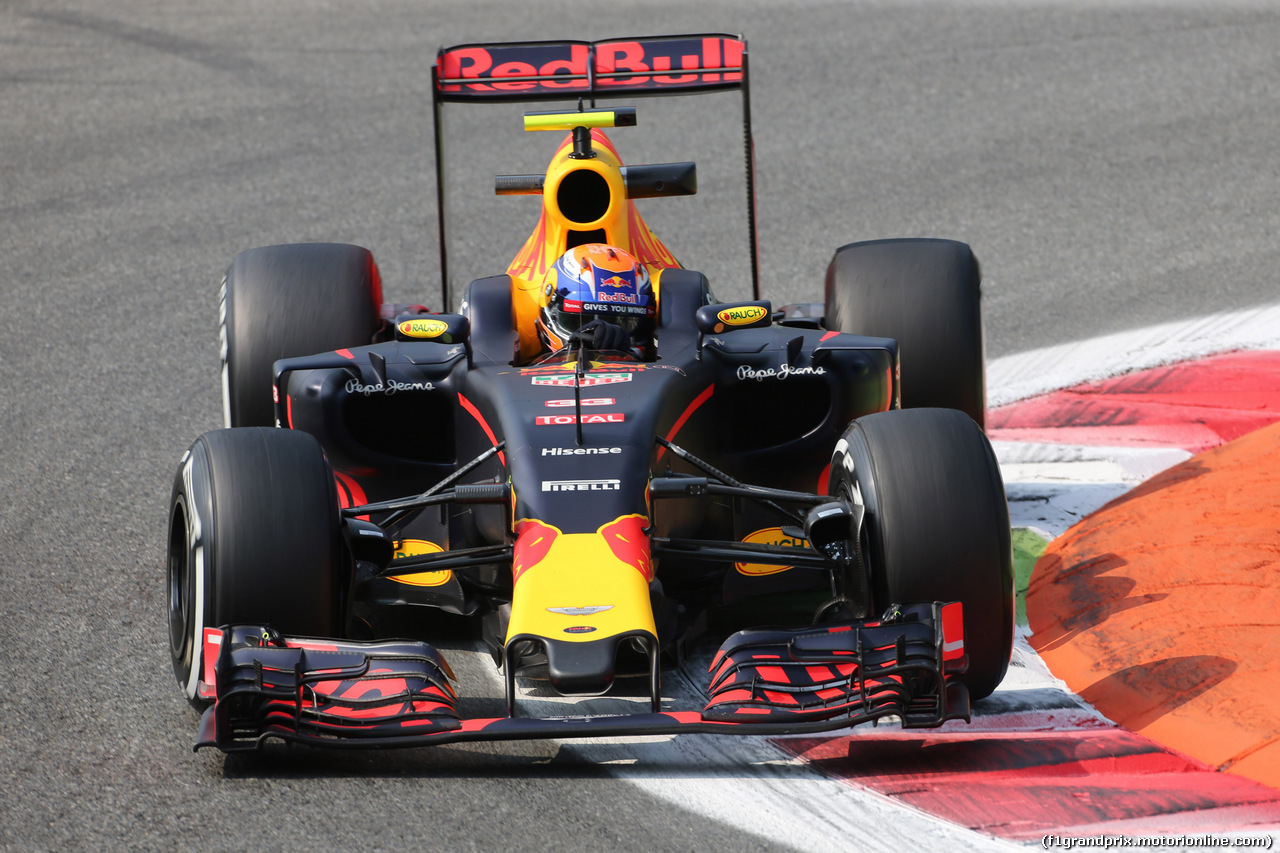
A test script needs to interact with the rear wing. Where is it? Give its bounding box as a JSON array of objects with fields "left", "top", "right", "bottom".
[{"left": 431, "top": 34, "right": 758, "bottom": 309}]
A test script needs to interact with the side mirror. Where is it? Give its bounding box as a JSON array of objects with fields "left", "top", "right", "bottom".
[
  {"left": 395, "top": 312, "right": 470, "bottom": 343},
  {"left": 622, "top": 163, "right": 697, "bottom": 198},
  {"left": 395, "top": 313, "right": 472, "bottom": 365},
  {"left": 695, "top": 301, "right": 772, "bottom": 335},
  {"left": 695, "top": 301, "right": 772, "bottom": 360}
]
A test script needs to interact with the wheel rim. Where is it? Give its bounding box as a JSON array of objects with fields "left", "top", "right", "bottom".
[
  {"left": 829, "top": 466, "right": 878, "bottom": 618},
  {"left": 167, "top": 500, "right": 192, "bottom": 660}
]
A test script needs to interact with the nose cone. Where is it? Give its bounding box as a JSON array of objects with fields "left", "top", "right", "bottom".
[{"left": 505, "top": 517, "right": 657, "bottom": 696}]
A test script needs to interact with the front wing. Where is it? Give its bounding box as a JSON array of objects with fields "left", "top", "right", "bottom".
[{"left": 194, "top": 602, "right": 969, "bottom": 752}]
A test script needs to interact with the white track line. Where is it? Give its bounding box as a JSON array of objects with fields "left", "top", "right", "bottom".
[{"left": 987, "top": 303, "right": 1280, "bottom": 407}]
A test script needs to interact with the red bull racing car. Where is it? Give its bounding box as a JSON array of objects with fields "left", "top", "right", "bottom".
[{"left": 165, "top": 34, "right": 1013, "bottom": 752}]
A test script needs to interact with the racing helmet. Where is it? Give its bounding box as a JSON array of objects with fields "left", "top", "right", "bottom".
[{"left": 538, "top": 244, "right": 655, "bottom": 352}]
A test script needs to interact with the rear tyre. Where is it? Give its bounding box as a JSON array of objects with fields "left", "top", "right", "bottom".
[
  {"left": 828, "top": 408, "right": 1012, "bottom": 699},
  {"left": 221, "top": 242, "right": 382, "bottom": 427},
  {"left": 167, "top": 427, "right": 347, "bottom": 707},
  {"left": 824, "top": 238, "right": 985, "bottom": 428}
]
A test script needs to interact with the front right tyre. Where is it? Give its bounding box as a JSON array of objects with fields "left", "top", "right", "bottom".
[
  {"left": 167, "top": 427, "right": 348, "bottom": 706},
  {"left": 824, "top": 238, "right": 986, "bottom": 428}
]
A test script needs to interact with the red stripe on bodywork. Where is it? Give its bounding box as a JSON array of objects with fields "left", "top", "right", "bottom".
[
  {"left": 333, "top": 471, "right": 368, "bottom": 520},
  {"left": 458, "top": 393, "right": 506, "bottom": 466},
  {"left": 458, "top": 717, "right": 505, "bottom": 732},
  {"left": 660, "top": 711, "right": 704, "bottom": 724},
  {"left": 755, "top": 666, "right": 789, "bottom": 684},
  {"left": 655, "top": 384, "right": 714, "bottom": 464}
]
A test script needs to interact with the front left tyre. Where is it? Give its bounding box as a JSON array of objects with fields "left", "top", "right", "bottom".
[
  {"left": 167, "top": 427, "right": 348, "bottom": 706},
  {"left": 827, "top": 408, "right": 1013, "bottom": 700}
]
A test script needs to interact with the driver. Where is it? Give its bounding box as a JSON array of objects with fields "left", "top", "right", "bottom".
[{"left": 535, "top": 244, "right": 656, "bottom": 359}]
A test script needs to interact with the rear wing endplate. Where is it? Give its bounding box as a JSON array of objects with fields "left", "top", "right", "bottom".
[{"left": 431, "top": 34, "right": 758, "bottom": 309}]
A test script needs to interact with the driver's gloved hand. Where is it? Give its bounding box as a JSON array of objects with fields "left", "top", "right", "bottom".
[{"left": 572, "top": 319, "right": 630, "bottom": 352}]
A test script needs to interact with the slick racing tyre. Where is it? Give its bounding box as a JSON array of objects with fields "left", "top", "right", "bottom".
[
  {"left": 167, "top": 427, "right": 348, "bottom": 707},
  {"left": 828, "top": 408, "right": 1013, "bottom": 699},
  {"left": 221, "top": 242, "right": 382, "bottom": 428},
  {"left": 824, "top": 238, "right": 986, "bottom": 428}
]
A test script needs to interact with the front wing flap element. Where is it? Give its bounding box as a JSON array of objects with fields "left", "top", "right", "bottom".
[
  {"left": 704, "top": 601, "right": 969, "bottom": 728},
  {"left": 195, "top": 603, "right": 968, "bottom": 752}
]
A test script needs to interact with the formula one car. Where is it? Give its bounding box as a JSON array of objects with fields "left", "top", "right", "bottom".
[{"left": 165, "top": 34, "right": 1013, "bottom": 752}]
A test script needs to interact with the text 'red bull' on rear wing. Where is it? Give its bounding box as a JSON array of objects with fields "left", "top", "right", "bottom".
[{"left": 431, "top": 34, "right": 758, "bottom": 310}]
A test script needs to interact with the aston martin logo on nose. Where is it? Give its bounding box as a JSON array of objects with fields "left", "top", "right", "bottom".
[{"left": 546, "top": 605, "right": 614, "bottom": 616}]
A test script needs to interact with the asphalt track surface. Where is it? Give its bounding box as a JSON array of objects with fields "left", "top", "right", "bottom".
[{"left": 4, "top": 2, "right": 1280, "bottom": 850}]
